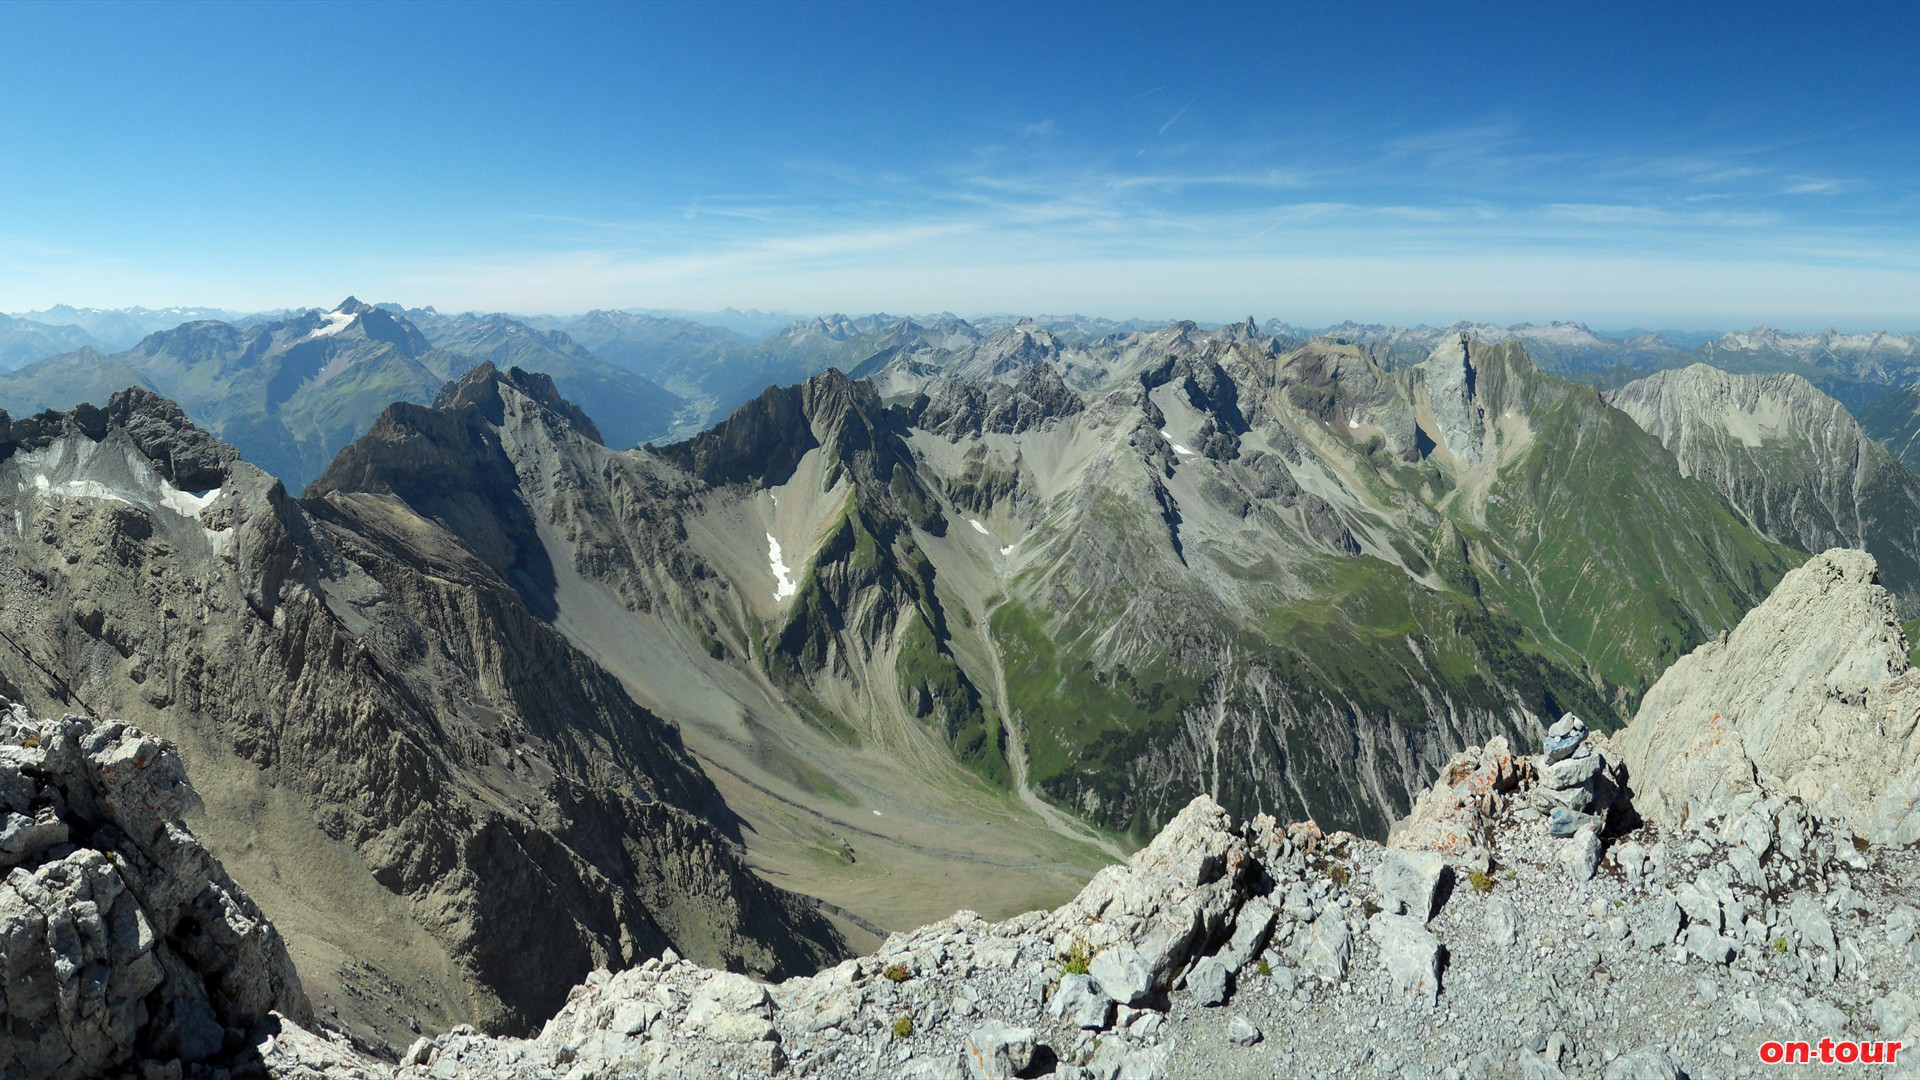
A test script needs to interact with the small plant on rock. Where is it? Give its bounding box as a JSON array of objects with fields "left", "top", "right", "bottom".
[
  {"left": 883, "top": 962, "right": 910, "bottom": 983},
  {"left": 1852, "top": 835, "right": 1870, "bottom": 853},
  {"left": 1327, "top": 864, "right": 1349, "bottom": 887},
  {"left": 892, "top": 1014, "right": 913, "bottom": 1039},
  {"left": 1772, "top": 937, "right": 1789, "bottom": 954},
  {"left": 1060, "top": 939, "right": 1092, "bottom": 976},
  {"left": 21, "top": 734, "right": 38, "bottom": 749},
  {"left": 1256, "top": 959, "right": 1272, "bottom": 978},
  {"left": 1468, "top": 870, "right": 1493, "bottom": 894}
]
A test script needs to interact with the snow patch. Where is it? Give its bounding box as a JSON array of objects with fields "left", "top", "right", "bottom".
[
  {"left": 1158, "top": 429, "right": 1195, "bottom": 456},
  {"left": 767, "top": 533, "right": 798, "bottom": 601},
  {"left": 159, "top": 485, "right": 220, "bottom": 518},
  {"left": 304, "top": 309, "right": 357, "bottom": 341},
  {"left": 999, "top": 544, "right": 1014, "bottom": 556},
  {"left": 969, "top": 518, "right": 990, "bottom": 536},
  {"left": 1347, "top": 418, "right": 1359, "bottom": 429},
  {"left": 34, "top": 474, "right": 131, "bottom": 505}
]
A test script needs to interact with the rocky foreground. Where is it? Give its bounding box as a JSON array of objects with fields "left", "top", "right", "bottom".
[
  {"left": 7, "top": 550, "right": 1920, "bottom": 1079},
  {"left": 0, "top": 706, "right": 308, "bottom": 1079}
]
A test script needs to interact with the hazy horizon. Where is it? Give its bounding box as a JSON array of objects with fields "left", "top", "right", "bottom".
[{"left": 4, "top": 2, "right": 1917, "bottom": 328}]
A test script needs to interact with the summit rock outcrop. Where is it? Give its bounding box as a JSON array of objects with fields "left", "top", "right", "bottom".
[
  {"left": 1, "top": 710, "right": 308, "bottom": 1079},
  {"left": 1617, "top": 548, "right": 1920, "bottom": 846}
]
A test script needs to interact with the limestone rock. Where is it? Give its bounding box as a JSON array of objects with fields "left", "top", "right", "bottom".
[
  {"left": 1047, "top": 973, "right": 1112, "bottom": 1030},
  {"left": 1559, "top": 825, "right": 1603, "bottom": 881},
  {"left": 0, "top": 711, "right": 308, "bottom": 1079},
  {"left": 1300, "top": 909, "right": 1351, "bottom": 983},
  {"left": 1089, "top": 947, "right": 1154, "bottom": 1007},
  {"left": 963, "top": 1021, "right": 1035, "bottom": 1080},
  {"left": 1617, "top": 549, "right": 1920, "bottom": 834},
  {"left": 1048, "top": 796, "right": 1252, "bottom": 998},
  {"left": 1186, "top": 955, "right": 1230, "bottom": 1007},
  {"left": 1375, "top": 849, "right": 1448, "bottom": 921},
  {"left": 1368, "top": 913, "right": 1443, "bottom": 1009}
]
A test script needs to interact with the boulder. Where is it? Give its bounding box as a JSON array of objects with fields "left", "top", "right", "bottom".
[
  {"left": 1088, "top": 946, "right": 1154, "bottom": 1007},
  {"left": 1048, "top": 796, "right": 1252, "bottom": 998},
  {"left": 1047, "top": 973, "right": 1113, "bottom": 1030},
  {"left": 1369, "top": 913, "right": 1443, "bottom": 1008},
  {"left": 963, "top": 1022, "right": 1036, "bottom": 1080},
  {"left": 1375, "top": 849, "right": 1448, "bottom": 921},
  {"left": 1300, "top": 910, "right": 1351, "bottom": 982},
  {"left": 1186, "top": 955, "right": 1230, "bottom": 1007}
]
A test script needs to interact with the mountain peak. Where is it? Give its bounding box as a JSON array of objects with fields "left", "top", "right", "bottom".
[{"left": 432, "top": 361, "right": 604, "bottom": 445}]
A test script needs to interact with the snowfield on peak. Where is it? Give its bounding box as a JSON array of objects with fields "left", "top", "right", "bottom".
[{"left": 305, "top": 309, "right": 357, "bottom": 340}]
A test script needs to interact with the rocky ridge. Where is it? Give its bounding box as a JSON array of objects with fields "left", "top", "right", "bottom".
[
  {"left": 0, "top": 387, "right": 845, "bottom": 1049},
  {"left": 360, "top": 741, "right": 1920, "bottom": 1080},
  {"left": 317, "top": 550, "right": 1920, "bottom": 1079},
  {"left": 1618, "top": 549, "right": 1920, "bottom": 845},
  {"left": 14, "top": 546, "right": 1920, "bottom": 1080}
]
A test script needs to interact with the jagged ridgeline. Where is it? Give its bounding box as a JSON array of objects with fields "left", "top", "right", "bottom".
[
  {"left": 0, "top": 389, "right": 845, "bottom": 1049},
  {"left": 300, "top": 336, "right": 1795, "bottom": 852}
]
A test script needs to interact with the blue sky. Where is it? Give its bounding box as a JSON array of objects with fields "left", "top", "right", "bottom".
[{"left": 2, "top": 0, "right": 1917, "bottom": 328}]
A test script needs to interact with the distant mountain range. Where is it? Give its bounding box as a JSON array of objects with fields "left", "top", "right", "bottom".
[
  {"left": 0, "top": 300, "right": 685, "bottom": 491},
  {"left": 9, "top": 300, "right": 1920, "bottom": 495}
]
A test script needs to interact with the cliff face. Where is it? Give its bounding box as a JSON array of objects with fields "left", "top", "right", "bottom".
[
  {"left": 1608, "top": 364, "right": 1920, "bottom": 614},
  {"left": 1, "top": 711, "right": 308, "bottom": 1079},
  {"left": 0, "top": 388, "right": 845, "bottom": 1051}
]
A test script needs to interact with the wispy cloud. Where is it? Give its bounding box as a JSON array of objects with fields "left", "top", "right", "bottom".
[
  {"left": 1157, "top": 98, "right": 1196, "bottom": 136},
  {"left": 1781, "top": 179, "right": 1843, "bottom": 196},
  {"left": 30, "top": 116, "right": 1913, "bottom": 326}
]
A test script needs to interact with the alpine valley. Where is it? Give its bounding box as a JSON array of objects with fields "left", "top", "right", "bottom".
[{"left": 4, "top": 302, "right": 1920, "bottom": 1079}]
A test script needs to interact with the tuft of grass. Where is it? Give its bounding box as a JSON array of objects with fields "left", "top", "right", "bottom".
[
  {"left": 21, "top": 735, "right": 39, "bottom": 749},
  {"left": 1468, "top": 870, "right": 1493, "bottom": 894},
  {"left": 892, "top": 1014, "right": 913, "bottom": 1039},
  {"left": 1060, "top": 939, "right": 1092, "bottom": 977},
  {"left": 1327, "top": 864, "right": 1350, "bottom": 887},
  {"left": 1772, "top": 937, "right": 1789, "bottom": 955},
  {"left": 883, "top": 962, "right": 910, "bottom": 984},
  {"left": 1256, "top": 959, "right": 1272, "bottom": 978}
]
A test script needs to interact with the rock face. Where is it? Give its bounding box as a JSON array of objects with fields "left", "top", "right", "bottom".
[
  {"left": 0, "top": 709, "right": 308, "bottom": 1079},
  {"left": 1608, "top": 364, "right": 1920, "bottom": 613},
  {"left": 1617, "top": 548, "right": 1920, "bottom": 843},
  {"left": 0, "top": 387, "right": 845, "bottom": 1049}
]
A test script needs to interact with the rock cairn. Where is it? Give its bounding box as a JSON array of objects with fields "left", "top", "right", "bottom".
[{"left": 1526, "top": 713, "right": 1628, "bottom": 881}]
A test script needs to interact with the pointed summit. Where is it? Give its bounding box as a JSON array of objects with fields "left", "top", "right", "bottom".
[{"left": 431, "top": 361, "right": 605, "bottom": 445}]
